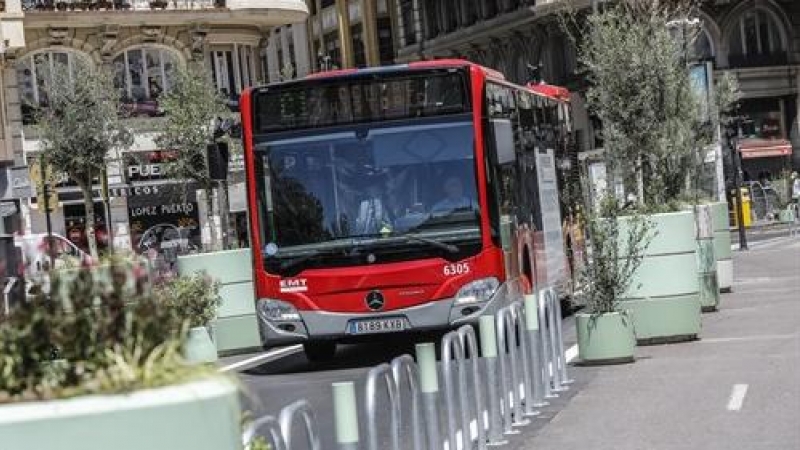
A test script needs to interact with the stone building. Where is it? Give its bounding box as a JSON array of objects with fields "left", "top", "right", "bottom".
[{"left": 0, "top": 0, "right": 307, "bottom": 251}]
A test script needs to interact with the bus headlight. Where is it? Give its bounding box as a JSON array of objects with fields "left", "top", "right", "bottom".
[
  {"left": 455, "top": 278, "right": 499, "bottom": 305},
  {"left": 257, "top": 299, "right": 301, "bottom": 322}
]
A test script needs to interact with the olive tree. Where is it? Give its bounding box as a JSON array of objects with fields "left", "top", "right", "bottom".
[
  {"left": 574, "top": 0, "right": 736, "bottom": 209},
  {"left": 155, "top": 64, "right": 229, "bottom": 251},
  {"left": 36, "top": 61, "right": 132, "bottom": 259}
]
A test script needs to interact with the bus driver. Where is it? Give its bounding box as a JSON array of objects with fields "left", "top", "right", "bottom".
[{"left": 431, "top": 176, "right": 478, "bottom": 214}]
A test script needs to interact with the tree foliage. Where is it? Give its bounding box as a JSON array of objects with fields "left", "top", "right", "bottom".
[
  {"left": 578, "top": 198, "right": 654, "bottom": 315},
  {"left": 155, "top": 64, "right": 229, "bottom": 250},
  {"left": 577, "top": 0, "right": 713, "bottom": 209},
  {"left": 35, "top": 61, "right": 132, "bottom": 258}
]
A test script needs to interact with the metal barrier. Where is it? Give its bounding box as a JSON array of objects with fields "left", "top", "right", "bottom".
[
  {"left": 242, "top": 285, "right": 575, "bottom": 450},
  {"left": 391, "top": 355, "right": 425, "bottom": 450},
  {"left": 365, "top": 363, "right": 401, "bottom": 450},
  {"left": 441, "top": 325, "right": 487, "bottom": 450},
  {"left": 279, "top": 400, "right": 322, "bottom": 450},
  {"left": 243, "top": 399, "right": 321, "bottom": 450},
  {"left": 496, "top": 305, "right": 530, "bottom": 432}
]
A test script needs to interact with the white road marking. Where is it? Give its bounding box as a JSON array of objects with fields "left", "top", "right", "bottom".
[
  {"left": 219, "top": 345, "right": 303, "bottom": 372},
  {"left": 727, "top": 384, "right": 749, "bottom": 411}
]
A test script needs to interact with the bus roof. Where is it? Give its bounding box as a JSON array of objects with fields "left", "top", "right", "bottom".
[
  {"left": 304, "top": 59, "right": 506, "bottom": 82},
  {"left": 527, "top": 82, "right": 572, "bottom": 102}
]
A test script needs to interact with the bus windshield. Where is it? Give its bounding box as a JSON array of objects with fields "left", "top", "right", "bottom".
[{"left": 254, "top": 116, "right": 480, "bottom": 262}]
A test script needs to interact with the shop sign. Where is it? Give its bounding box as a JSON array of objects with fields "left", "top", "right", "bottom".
[
  {"left": 126, "top": 185, "right": 201, "bottom": 255},
  {"left": 124, "top": 151, "right": 178, "bottom": 182}
]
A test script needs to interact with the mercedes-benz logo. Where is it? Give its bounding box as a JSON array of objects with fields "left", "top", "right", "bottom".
[{"left": 365, "top": 290, "right": 385, "bottom": 311}]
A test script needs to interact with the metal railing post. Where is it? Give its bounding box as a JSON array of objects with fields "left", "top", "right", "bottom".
[
  {"left": 278, "top": 400, "right": 322, "bottom": 450},
  {"left": 415, "top": 343, "right": 442, "bottom": 450},
  {"left": 333, "top": 382, "right": 360, "bottom": 450},
  {"left": 391, "top": 355, "right": 424, "bottom": 450},
  {"left": 537, "top": 290, "right": 557, "bottom": 399},
  {"left": 442, "top": 331, "right": 471, "bottom": 450},
  {"left": 523, "top": 293, "right": 548, "bottom": 408},
  {"left": 496, "top": 307, "right": 530, "bottom": 431},
  {"left": 365, "top": 364, "right": 401, "bottom": 450},
  {"left": 550, "top": 288, "right": 574, "bottom": 386},
  {"left": 458, "top": 325, "right": 487, "bottom": 450},
  {"left": 479, "top": 315, "right": 508, "bottom": 446},
  {"left": 544, "top": 289, "right": 567, "bottom": 392},
  {"left": 242, "top": 415, "right": 286, "bottom": 450},
  {"left": 511, "top": 302, "right": 539, "bottom": 418}
]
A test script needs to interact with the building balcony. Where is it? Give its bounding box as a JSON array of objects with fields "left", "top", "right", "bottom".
[{"left": 19, "top": 0, "right": 307, "bottom": 27}]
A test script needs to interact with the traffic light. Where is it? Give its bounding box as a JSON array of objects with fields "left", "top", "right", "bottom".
[{"left": 207, "top": 142, "right": 230, "bottom": 181}]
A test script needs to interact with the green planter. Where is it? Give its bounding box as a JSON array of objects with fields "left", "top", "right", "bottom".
[
  {"left": 184, "top": 326, "right": 218, "bottom": 364},
  {"left": 710, "top": 202, "right": 733, "bottom": 293},
  {"left": 178, "top": 249, "right": 260, "bottom": 355},
  {"left": 0, "top": 378, "right": 241, "bottom": 450},
  {"left": 619, "top": 210, "right": 702, "bottom": 344},
  {"left": 576, "top": 312, "right": 635, "bottom": 364},
  {"left": 779, "top": 207, "right": 795, "bottom": 223}
]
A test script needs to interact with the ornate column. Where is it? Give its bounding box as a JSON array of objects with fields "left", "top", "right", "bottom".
[
  {"left": 361, "top": 0, "right": 380, "bottom": 66},
  {"left": 266, "top": 31, "right": 280, "bottom": 83},
  {"left": 292, "top": 22, "right": 311, "bottom": 78}
]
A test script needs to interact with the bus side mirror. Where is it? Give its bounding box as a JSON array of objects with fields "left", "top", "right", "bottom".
[{"left": 491, "top": 119, "right": 515, "bottom": 165}]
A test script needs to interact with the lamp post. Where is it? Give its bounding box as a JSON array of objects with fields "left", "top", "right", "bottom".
[{"left": 727, "top": 116, "right": 749, "bottom": 251}]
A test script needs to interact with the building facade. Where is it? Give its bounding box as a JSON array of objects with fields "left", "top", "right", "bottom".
[
  {"left": 263, "top": 0, "right": 396, "bottom": 81},
  {"left": 0, "top": 0, "right": 307, "bottom": 254},
  {"left": 394, "top": 0, "right": 800, "bottom": 184}
]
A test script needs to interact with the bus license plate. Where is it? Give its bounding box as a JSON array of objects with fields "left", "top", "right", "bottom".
[{"left": 348, "top": 317, "right": 407, "bottom": 335}]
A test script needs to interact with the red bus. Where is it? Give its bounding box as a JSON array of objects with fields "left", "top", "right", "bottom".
[{"left": 240, "top": 59, "right": 570, "bottom": 362}]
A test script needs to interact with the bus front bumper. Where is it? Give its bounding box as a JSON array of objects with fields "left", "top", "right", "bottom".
[{"left": 256, "top": 295, "right": 506, "bottom": 348}]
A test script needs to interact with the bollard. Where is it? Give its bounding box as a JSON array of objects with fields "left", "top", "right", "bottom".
[
  {"left": 333, "top": 382, "right": 360, "bottom": 450},
  {"left": 537, "top": 290, "right": 558, "bottom": 399},
  {"left": 479, "top": 316, "right": 508, "bottom": 446},
  {"left": 458, "top": 325, "right": 487, "bottom": 450},
  {"left": 278, "top": 400, "right": 322, "bottom": 450},
  {"left": 242, "top": 414, "right": 286, "bottom": 450},
  {"left": 510, "top": 302, "right": 540, "bottom": 418},
  {"left": 496, "top": 307, "right": 530, "bottom": 431},
  {"left": 549, "top": 288, "right": 574, "bottom": 387},
  {"left": 416, "top": 343, "right": 442, "bottom": 450},
  {"left": 391, "top": 355, "right": 424, "bottom": 450},
  {"left": 365, "top": 363, "right": 401, "bottom": 450},
  {"left": 523, "top": 293, "right": 548, "bottom": 408}
]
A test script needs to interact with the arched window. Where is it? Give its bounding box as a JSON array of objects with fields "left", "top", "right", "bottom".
[
  {"left": 113, "top": 47, "right": 179, "bottom": 112},
  {"left": 727, "top": 8, "right": 787, "bottom": 67},
  {"left": 691, "top": 28, "right": 714, "bottom": 61},
  {"left": 16, "top": 50, "right": 90, "bottom": 124}
]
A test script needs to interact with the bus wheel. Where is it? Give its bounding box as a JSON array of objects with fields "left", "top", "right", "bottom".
[{"left": 303, "top": 341, "right": 337, "bottom": 363}]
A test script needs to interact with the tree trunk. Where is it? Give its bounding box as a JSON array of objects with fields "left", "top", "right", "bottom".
[
  {"left": 204, "top": 186, "right": 218, "bottom": 252},
  {"left": 80, "top": 181, "right": 99, "bottom": 260}
]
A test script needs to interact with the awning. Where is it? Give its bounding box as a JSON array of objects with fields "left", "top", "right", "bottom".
[{"left": 738, "top": 139, "right": 793, "bottom": 159}]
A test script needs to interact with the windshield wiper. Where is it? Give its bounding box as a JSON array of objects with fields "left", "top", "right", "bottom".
[
  {"left": 275, "top": 247, "right": 346, "bottom": 271},
  {"left": 402, "top": 234, "right": 459, "bottom": 254}
]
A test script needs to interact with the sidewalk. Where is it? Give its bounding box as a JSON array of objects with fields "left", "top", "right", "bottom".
[{"left": 519, "top": 237, "right": 800, "bottom": 450}]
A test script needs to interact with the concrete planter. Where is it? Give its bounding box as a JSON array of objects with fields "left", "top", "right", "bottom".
[
  {"left": 710, "top": 202, "right": 733, "bottom": 293},
  {"left": 184, "top": 326, "right": 218, "bottom": 364},
  {"left": 779, "top": 208, "right": 795, "bottom": 223},
  {"left": 177, "top": 249, "right": 260, "bottom": 355},
  {"left": 576, "top": 311, "right": 635, "bottom": 364},
  {"left": 619, "top": 210, "right": 701, "bottom": 344},
  {"left": 0, "top": 378, "right": 241, "bottom": 450}
]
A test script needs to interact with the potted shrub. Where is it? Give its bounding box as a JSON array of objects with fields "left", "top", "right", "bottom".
[
  {"left": 155, "top": 272, "right": 222, "bottom": 363},
  {"left": 576, "top": 199, "right": 653, "bottom": 364},
  {"left": 0, "top": 260, "right": 241, "bottom": 450}
]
